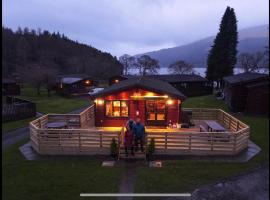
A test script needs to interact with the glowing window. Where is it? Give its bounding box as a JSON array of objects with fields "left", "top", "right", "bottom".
[{"left": 105, "top": 100, "right": 129, "bottom": 117}]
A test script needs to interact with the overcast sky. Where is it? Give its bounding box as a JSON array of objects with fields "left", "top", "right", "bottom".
[{"left": 3, "top": 0, "right": 269, "bottom": 57}]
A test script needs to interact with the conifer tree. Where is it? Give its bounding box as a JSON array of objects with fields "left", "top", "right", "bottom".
[{"left": 206, "top": 6, "right": 238, "bottom": 82}]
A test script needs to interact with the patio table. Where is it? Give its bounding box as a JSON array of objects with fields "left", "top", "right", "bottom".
[
  {"left": 46, "top": 121, "right": 67, "bottom": 129},
  {"left": 205, "top": 120, "right": 226, "bottom": 132}
]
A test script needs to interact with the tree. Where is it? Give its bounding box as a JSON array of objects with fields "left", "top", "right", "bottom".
[
  {"left": 119, "top": 54, "right": 136, "bottom": 75},
  {"left": 238, "top": 52, "right": 265, "bottom": 72},
  {"left": 206, "top": 6, "right": 238, "bottom": 82},
  {"left": 136, "top": 55, "right": 160, "bottom": 75},
  {"left": 25, "top": 65, "right": 44, "bottom": 95},
  {"left": 168, "top": 60, "right": 194, "bottom": 75},
  {"left": 42, "top": 68, "right": 57, "bottom": 97}
]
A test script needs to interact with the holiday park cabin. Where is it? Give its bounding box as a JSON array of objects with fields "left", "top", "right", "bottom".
[
  {"left": 30, "top": 77, "right": 250, "bottom": 158},
  {"left": 223, "top": 72, "right": 269, "bottom": 115},
  {"left": 109, "top": 74, "right": 213, "bottom": 97},
  {"left": 55, "top": 74, "right": 98, "bottom": 97}
]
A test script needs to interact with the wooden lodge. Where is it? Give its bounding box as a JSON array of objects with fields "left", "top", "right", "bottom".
[
  {"left": 92, "top": 76, "right": 186, "bottom": 127},
  {"left": 30, "top": 76, "right": 250, "bottom": 158},
  {"left": 108, "top": 74, "right": 213, "bottom": 97},
  {"left": 2, "top": 78, "right": 20, "bottom": 96},
  {"left": 223, "top": 72, "right": 269, "bottom": 115},
  {"left": 55, "top": 74, "right": 98, "bottom": 97}
]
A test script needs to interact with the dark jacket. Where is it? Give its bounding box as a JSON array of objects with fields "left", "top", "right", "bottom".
[
  {"left": 124, "top": 130, "right": 134, "bottom": 147},
  {"left": 133, "top": 123, "right": 145, "bottom": 138}
]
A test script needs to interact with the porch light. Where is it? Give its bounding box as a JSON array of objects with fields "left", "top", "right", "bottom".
[
  {"left": 136, "top": 110, "right": 140, "bottom": 116},
  {"left": 167, "top": 99, "right": 173, "bottom": 105},
  {"left": 94, "top": 99, "right": 104, "bottom": 105},
  {"left": 115, "top": 79, "right": 119, "bottom": 83},
  {"left": 98, "top": 99, "right": 104, "bottom": 105},
  {"left": 145, "top": 92, "right": 155, "bottom": 96},
  {"left": 85, "top": 80, "right": 90, "bottom": 84}
]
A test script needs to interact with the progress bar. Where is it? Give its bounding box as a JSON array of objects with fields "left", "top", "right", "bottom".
[{"left": 80, "top": 193, "right": 191, "bottom": 197}]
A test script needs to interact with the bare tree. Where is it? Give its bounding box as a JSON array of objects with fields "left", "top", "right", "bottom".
[
  {"left": 136, "top": 55, "right": 160, "bottom": 75},
  {"left": 43, "top": 68, "right": 57, "bottom": 97},
  {"left": 119, "top": 54, "right": 136, "bottom": 75},
  {"left": 168, "top": 60, "right": 194, "bottom": 75},
  {"left": 238, "top": 52, "right": 265, "bottom": 72},
  {"left": 25, "top": 65, "right": 44, "bottom": 95}
]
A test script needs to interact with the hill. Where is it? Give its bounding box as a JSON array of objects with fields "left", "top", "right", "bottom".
[
  {"left": 137, "top": 25, "right": 269, "bottom": 68},
  {"left": 2, "top": 27, "right": 123, "bottom": 80}
]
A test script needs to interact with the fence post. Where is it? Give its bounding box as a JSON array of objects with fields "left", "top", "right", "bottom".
[
  {"left": 100, "top": 133, "right": 103, "bottom": 147},
  {"left": 233, "top": 133, "right": 237, "bottom": 154},
  {"left": 38, "top": 119, "right": 42, "bottom": 128},
  {"left": 79, "top": 130, "right": 81, "bottom": 152},
  {"left": 189, "top": 133, "right": 191, "bottom": 150},
  {"left": 228, "top": 117, "right": 231, "bottom": 130},
  {"left": 211, "top": 132, "right": 213, "bottom": 151},
  {"left": 236, "top": 121, "right": 239, "bottom": 131},
  {"left": 165, "top": 132, "right": 168, "bottom": 150}
]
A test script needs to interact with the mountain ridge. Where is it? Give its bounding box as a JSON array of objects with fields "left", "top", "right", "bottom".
[{"left": 136, "top": 24, "right": 269, "bottom": 68}]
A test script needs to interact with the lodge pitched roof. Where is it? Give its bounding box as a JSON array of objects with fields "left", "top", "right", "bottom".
[
  {"left": 116, "top": 74, "right": 208, "bottom": 82},
  {"left": 145, "top": 74, "right": 208, "bottom": 82},
  {"left": 57, "top": 74, "right": 94, "bottom": 84},
  {"left": 91, "top": 76, "right": 186, "bottom": 100},
  {"left": 223, "top": 72, "right": 269, "bottom": 85}
]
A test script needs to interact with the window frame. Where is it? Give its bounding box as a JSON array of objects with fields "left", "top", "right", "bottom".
[{"left": 104, "top": 100, "right": 130, "bottom": 118}]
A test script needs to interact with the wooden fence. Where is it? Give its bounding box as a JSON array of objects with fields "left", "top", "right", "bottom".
[
  {"left": 2, "top": 96, "right": 36, "bottom": 122},
  {"left": 30, "top": 107, "right": 250, "bottom": 156},
  {"left": 146, "top": 108, "right": 249, "bottom": 155}
]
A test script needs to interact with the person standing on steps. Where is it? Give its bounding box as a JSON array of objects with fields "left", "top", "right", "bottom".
[
  {"left": 133, "top": 117, "right": 145, "bottom": 153},
  {"left": 124, "top": 120, "right": 135, "bottom": 157}
]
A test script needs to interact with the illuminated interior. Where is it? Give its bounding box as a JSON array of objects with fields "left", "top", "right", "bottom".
[{"left": 105, "top": 100, "right": 128, "bottom": 117}]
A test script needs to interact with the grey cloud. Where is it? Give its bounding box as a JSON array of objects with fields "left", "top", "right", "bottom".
[{"left": 3, "top": 0, "right": 269, "bottom": 56}]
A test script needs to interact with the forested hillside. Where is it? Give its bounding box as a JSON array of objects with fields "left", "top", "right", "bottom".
[{"left": 2, "top": 27, "right": 123, "bottom": 80}]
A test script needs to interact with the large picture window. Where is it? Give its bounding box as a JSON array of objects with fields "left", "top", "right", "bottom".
[{"left": 105, "top": 100, "right": 129, "bottom": 117}]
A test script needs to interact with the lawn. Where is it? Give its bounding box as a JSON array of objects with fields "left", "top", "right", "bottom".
[
  {"left": 2, "top": 95, "right": 268, "bottom": 199},
  {"left": 19, "top": 86, "right": 90, "bottom": 114},
  {"left": 2, "top": 140, "right": 122, "bottom": 200},
  {"left": 2, "top": 86, "right": 90, "bottom": 134},
  {"left": 2, "top": 117, "right": 36, "bottom": 134},
  {"left": 134, "top": 95, "right": 269, "bottom": 196}
]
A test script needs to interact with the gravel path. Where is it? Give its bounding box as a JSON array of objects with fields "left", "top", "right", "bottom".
[{"left": 2, "top": 105, "right": 90, "bottom": 150}]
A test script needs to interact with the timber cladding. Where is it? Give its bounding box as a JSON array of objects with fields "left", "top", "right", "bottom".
[{"left": 30, "top": 107, "right": 250, "bottom": 156}]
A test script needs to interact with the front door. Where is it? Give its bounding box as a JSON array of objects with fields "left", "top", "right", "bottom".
[{"left": 145, "top": 100, "right": 166, "bottom": 126}]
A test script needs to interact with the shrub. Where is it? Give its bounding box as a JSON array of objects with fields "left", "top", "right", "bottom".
[
  {"left": 147, "top": 138, "right": 155, "bottom": 155},
  {"left": 110, "top": 137, "right": 118, "bottom": 158}
]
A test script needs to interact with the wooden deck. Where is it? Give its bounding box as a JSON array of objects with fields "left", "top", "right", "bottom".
[{"left": 29, "top": 107, "right": 250, "bottom": 156}]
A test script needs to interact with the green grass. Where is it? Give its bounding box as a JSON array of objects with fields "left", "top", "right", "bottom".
[
  {"left": 2, "top": 86, "right": 90, "bottom": 134},
  {"left": 2, "top": 95, "right": 268, "bottom": 198},
  {"left": 2, "top": 140, "right": 122, "bottom": 200},
  {"left": 134, "top": 95, "right": 269, "bottom": 196},
  {"left": 2, "top": 117, "right": 36, "bottom": 134},
  {"left": 182, "top": 95, "right": 228, "bottom": 111},
  {"left": 19, "top": 86, "right": 90, "bottom": 114}
]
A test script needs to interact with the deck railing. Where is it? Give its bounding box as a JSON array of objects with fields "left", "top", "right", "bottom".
[
  {"left": 30, "top": 107, "right": 250, "bottom": 156},
  {"left": 145, "top": 108, "right": 249, "bottom": 155}
]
